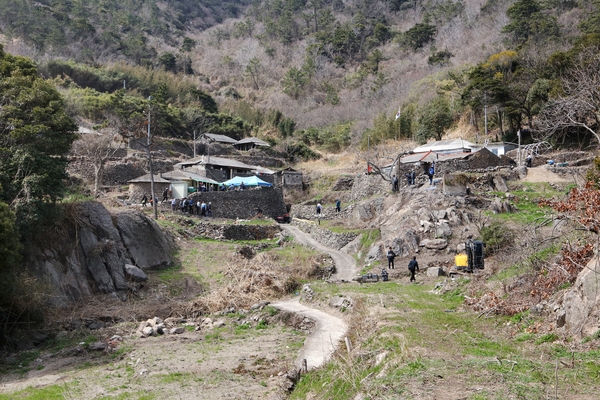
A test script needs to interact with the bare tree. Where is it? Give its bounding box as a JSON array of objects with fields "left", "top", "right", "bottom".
[
  {"left": 71, "top": 131, "right": 122, "bottom": 196},
  {"left": 536, "top": 47, "right": 600, "bottom": 145},
  {"left": 356, "top": 143, "right": 412, "bottom": 182}
]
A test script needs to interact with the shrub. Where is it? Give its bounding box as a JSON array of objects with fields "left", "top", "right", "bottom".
[{"left": 479, "top": 220, "right": 513, "bottom": 255}]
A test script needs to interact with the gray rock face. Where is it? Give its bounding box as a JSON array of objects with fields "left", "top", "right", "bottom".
[
  {"left": 115, "top": 211, "right": 174, "bottom": 270},
  {"left": 124, "top": 264, "right": 148, "bottom": 282},
  {"left": 561, "top": 258, "right": 600, "bottom": 335},
  {"left": 366, "top": 244, "right": 382, "bottom": 262},
  {"left": 26, "top": 201, "right": 174, "bottom": 305}
]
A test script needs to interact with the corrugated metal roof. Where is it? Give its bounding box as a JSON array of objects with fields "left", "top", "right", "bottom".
[
  {"left": 175, "top": 155, "right": 255, "bottom": 170},
  {"left": 413, "top": 138, "right": 475, "bottom": 153},
  {"left": 236, "top": 137, "right": 271, "bottom": 147},
  {"left": 161, "top": 170, "right": 220, "bottom": 184},
  {"left": 204, "top": 133, "right": 239, "bottom": 144},
  {"left": 128, "top": 174, "right": 171, "bottom": 184},
  {"left": 252, "top": 166, "right": 275, "bottom": 175},
  {"left": 400, "top": 151, "right": 438, "bottom": 164}
]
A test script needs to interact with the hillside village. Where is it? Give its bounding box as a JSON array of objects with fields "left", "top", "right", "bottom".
[{"left": 4, "top": 0, "right": 600, "bottom": 398}]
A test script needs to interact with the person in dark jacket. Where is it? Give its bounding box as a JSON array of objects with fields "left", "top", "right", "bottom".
[
  {"left": 386, "top": 247, "right": 396, "bottom": 269},
  {"left": 408, "top": 256, "right": 419, "bottom": 282}
]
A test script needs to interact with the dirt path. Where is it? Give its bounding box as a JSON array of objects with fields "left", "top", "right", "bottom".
[
  {"left": 521, "top": 165, "right": 572, "bottom": 183},
  {"left": 270, "top": 224, "right": 355, "bottom": 371},
  {"left": 281, "top": 224, "right": 357, "bottom": 281},
  {"left": 271, "top": 298, "right": 348, "bottom": 371}
]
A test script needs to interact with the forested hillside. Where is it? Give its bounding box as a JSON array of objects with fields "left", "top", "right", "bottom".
[{"left": 2, "top": 0, "right": 600, "bottom": 156}]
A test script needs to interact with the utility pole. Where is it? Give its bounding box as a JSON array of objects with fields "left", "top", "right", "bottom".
[
  {"left": 484, "top": 90, "right": 488, "bottom": 136},
  {"left": 147, "top": 96, "right": 158, "bottom": 220},
  {"left": 193, "top": 129, "right": 196, "bottom": 158}
]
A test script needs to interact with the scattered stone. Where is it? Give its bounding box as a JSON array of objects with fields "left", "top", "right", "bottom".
[
  {"left": 169, "top": 327, "right": 185, "bottom": 334},
  {"left": 87, "top": 321, "right": 104, "bottom": 330},
  {"left": 213, "top": 319, "right": 226, "bottom": 328},
  {"left": 124, "top": 264, "right": 148, "bottom": 282},
  {"left": 140, "top": 369, "right": 149, "bottom": 375},
  {"left": 88, "top": 342, "right": 107, "bottom": 351},
  {"left": 141, "top": 326, "right": 154, "bottom": 337},
  {"left": 250, "top": 301, "right": 270, "bottom": 310},
  {"left": 420, "top": 239, "right": 448, "bottom": 250},
  {"left": 426, "top": 267, "right": 445, "bottom": 277},
  {"left": 301, "top": 284, "right": 314, "bottom": 300},
  {"left": 329, "top": 296, "right": 352, "bottom": 308}
]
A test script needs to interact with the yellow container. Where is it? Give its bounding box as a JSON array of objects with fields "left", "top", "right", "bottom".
[{"left": 455, "top": 254, "right": 468, "bottom": 267}]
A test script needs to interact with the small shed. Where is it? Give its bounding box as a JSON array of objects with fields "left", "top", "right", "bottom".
[
  {"left": 128, "top": 174, "right": 171, "bottom": 202},
  {"left": 277, "top": 167, "right": 303, "bottom": 190}
]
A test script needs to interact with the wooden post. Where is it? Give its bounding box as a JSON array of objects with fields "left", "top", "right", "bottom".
[
  {"left": 302, "top": 358, "right": 308, "bottom": 373},
  {"left": 345, "top": 336, "right": 353, "bottom": 352}
]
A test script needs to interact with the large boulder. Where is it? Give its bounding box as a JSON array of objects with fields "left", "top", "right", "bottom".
[
  {"left": 115, "top": 210, "right": 174, "bottom": 269},
  {"left": 124, "top": 264, "right": 148, "bottom": 282},
  {"left": 420, "top": 239, "right": 448, "bottom": 250},
  {"left": 560, "top": 258, "right": 600, "bottom": 336}
]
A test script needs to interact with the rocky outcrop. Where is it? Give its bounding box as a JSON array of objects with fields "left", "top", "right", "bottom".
[
  {"left": 27, "top": 201, "right": 175, "bottom": 306},
  {"left": 559, "top": 258, "right": 600, "bottom": 336},
  {"left": 115, "top": 210, "right": 174, "bottom": 269}
]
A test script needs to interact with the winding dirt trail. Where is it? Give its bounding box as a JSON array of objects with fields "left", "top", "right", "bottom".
[
  {"left": 270, "top": 298, "right": 348, "bottom": 370},
  {"left": 270, "top": 224, "right": 356, "bottom": 371},
  {"left": 281, "top": 224, "right": 357, "bottom": 280}
]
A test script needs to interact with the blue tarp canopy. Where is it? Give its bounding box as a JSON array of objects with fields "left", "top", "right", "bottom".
[{"left": 221, "top": 176, "right": 273, "bottom": 187}]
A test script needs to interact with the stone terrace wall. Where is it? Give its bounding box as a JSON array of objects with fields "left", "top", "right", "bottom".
[
  {"left": 191, "top": 222, "right": 281, "bottom": 240},
  {"left": 291, "top": 218, "right": 359, "bottom": 250},
  {"left": 189, "top": 187, "right": 287, "bottom": 219}
]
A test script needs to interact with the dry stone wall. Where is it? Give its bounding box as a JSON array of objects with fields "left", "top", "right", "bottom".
[{"left": 189, "top": 187, "right": 287, "bottom": 219}]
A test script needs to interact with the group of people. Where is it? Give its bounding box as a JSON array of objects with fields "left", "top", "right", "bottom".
[
  {"left": 386, "top": 247, "right": 420, "bottom": 282},
  {"left": 315, "top": 199, "right": 343, "bottom": 216},
  {"left": 391, "top": 163, "right": 436, "bottom": 191},
  {"left": 170, "top": 197, "right": 213, "bottom": 217}
]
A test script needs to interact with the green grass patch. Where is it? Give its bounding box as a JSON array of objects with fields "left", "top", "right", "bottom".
[
  {"left": 535, "top": 333, "right": 559, "bottom": 344},
  {"left": 0, "top": 383, "right": 73, "bottom": 400}
]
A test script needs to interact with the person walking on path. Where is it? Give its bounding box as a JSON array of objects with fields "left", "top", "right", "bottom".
[
  {"left": 141, "top": 194, "right": 148, "bottom": 208},
  {"left": 162, "top": 187, "right": 169, "bottom": 202},
  {"left": 408, "top": 256, "right": 419, "bottom": 282},
  {"left": 392, "top": 175, "right": 399, "bottom": 192},
  {"left": 316, "top": 202, "right": 323, "bottom": 216},
  {"left": 428, "top": 165, "right": 435, "bottom": 185},
  {"left": 335, "top": 199, "right": 341, "bottom": 213},
  {"left": 410, "top": 170, "right": 416, "bottom": 185},
  {"left": 386, "top": 247, "right": 396, "bottom": 269}
]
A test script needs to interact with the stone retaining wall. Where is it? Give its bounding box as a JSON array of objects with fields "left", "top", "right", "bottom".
[
  {"left": 191, "top": 222, "right": 282, "bottom": 241},
  {"left": 188, "top": 187, "right": 287, "bottom": 219}
]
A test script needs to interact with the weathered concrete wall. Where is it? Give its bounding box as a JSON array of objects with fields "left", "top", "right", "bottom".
[
  {"left": 26, "top": 202, "right": 175, "bottom": 306},
  {"left": 189, "top": 187, "right": 287, "bottom": 219}
]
